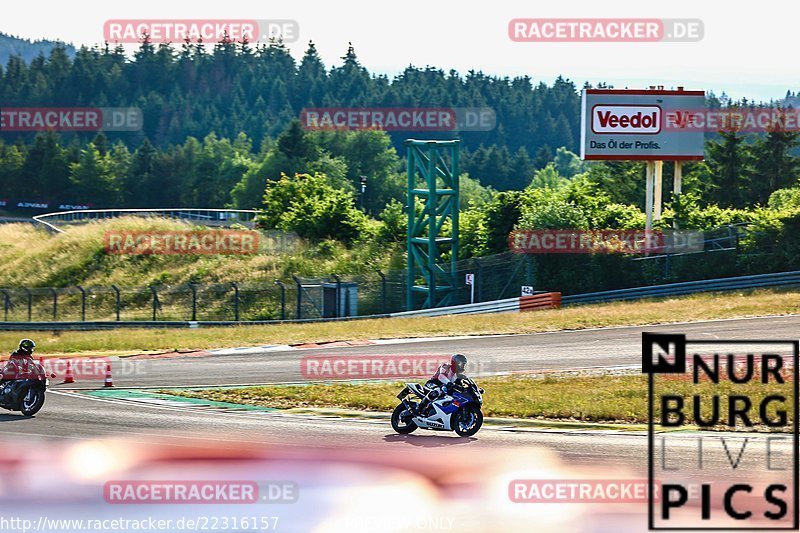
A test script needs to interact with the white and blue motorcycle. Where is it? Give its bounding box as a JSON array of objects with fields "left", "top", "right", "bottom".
[{"left": 391, "top": 376, "right": 484, "bottom": 437}]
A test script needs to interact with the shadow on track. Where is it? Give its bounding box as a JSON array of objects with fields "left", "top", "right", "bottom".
[
  {"left": 0, "top": 414, "right": 33, "bottom": 421},
  {"left": 382, "top": 434, "right": 477, "bottom": 447}
]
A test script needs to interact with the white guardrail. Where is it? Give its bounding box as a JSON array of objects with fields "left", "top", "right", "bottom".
[
  {"left": 389, "top": 297, "right": 521, "bottom": 317},
  {"left": 32, "top": 208, "right": 258, "bottom": 233}
]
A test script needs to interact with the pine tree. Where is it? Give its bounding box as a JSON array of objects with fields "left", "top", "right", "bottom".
[
  {"left": 704, "top": 130, "right": 750, "bottom": 207},
  {"left": 750, "top": 124, "right": 800, "bottom": 205},
  {"left": 69, "top": 145, "right": 118, "bottom": 207}
]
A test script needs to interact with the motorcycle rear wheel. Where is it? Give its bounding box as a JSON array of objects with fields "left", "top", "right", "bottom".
[{"left": 391, "top": 403, "right": 418, "bottom": 434}]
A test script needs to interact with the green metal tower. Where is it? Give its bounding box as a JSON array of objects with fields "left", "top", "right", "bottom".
[{"left": 405, "top": 139, "right": 460, "bottom": 310}]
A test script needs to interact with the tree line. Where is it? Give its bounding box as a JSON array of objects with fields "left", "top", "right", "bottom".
[{"left": 0, "top": 39, "right": 579, "bottom": 162}]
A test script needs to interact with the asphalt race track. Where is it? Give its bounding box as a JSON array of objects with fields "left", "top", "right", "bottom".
[{"left": 1, "top": 314, "right": 797, "bottom": 473}]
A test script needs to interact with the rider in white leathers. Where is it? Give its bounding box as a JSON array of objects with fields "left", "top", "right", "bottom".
[{"left": 417, "top": 354, "right": 468, "bottom": 414}]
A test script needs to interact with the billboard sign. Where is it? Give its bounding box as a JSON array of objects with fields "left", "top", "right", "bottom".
[{"left": 580, "top": 89, "right": 705, "bottom": 161}]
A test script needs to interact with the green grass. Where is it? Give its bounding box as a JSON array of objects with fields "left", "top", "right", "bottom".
[
  {"left": 169, "top": 373, "right": 794, "bottom": 427},
  {"left": 2, "top": 286, "right": 800, "bottom": 354},
  {"left": 0, "top": 218, "right": 402, "bottom": 321},
  {"left": 0, "top": 218, "right": 398, "bottom": 288}
]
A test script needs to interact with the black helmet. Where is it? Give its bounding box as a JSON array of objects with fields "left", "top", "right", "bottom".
[
  {"left": 451, "top": 353, "right": 467, "bottom": 374},
  {"left": 18, "top": 339, "right": 35, "bottom": 353}
]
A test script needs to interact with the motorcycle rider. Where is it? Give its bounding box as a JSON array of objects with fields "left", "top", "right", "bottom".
[
  {"left": 2, "top": 339, "right": 45, "bottom": 381},
  {"left": 416, "top": 354, "right": 468, "bottom": 415}
]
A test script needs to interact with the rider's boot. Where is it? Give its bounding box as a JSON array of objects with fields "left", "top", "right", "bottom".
[{"left": 415, "top": 388, "right": 439, "bottom": 416}]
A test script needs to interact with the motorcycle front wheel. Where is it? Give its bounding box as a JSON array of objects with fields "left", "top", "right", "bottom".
[
  {"left": 453, "top": 405, "right": 483, "bottom": 437},
  {"left": 19, "top": 386, "right": 45, "bottom": 416},
  {"left": 391, "top": 403, "right": 418, "bottom": 434}
]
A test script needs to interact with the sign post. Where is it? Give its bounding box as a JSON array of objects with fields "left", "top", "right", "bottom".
[
  {"left": 645, "top": 162, "right": 654, "bottom": 232},
  {"left": 465, "top": 273, "right": 474, "bottom": 304},
  {"left": 654, "top": 160, "right": 663, "bottom": 220},
  {"left": 521, "top": 285, "right": 534, "bottom": 296}
]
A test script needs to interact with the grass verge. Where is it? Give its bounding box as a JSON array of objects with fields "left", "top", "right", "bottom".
[{"left": 168, "top": 373, "right": 793, "bottom": 427}]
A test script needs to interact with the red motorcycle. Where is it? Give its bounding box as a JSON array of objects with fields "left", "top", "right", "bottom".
[{"left": 0, "top": 361, "right": 51, "bottom": 416}]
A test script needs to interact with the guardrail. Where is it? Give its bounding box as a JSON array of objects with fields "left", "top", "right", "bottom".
[
  {"left": 0, "top": 315, "right": 391, "bottom": 331},
  {"left": 389, "top": 297, "right": 521, "bottom": 317},
  {"left": 0, "top": 292, "right": 563, "bottom": 329},
  {"left": 0, "top": 216, "right": 36, "bottom": 225},
  {"left": 33, "top": 208, "right": 258, "bottom": 233},
  {"left": 561, "top": 270, "right": 800, "bottom": 305},
  {"left": 520, "top": 292, "right": 563, "bottom": 311}
]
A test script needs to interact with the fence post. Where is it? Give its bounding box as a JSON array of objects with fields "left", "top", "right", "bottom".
[
  {"left": 1, "top": 290, "right": 9, "bottom": 321},
  {"left": 291, "top": 275, "right": 302, "bottom": 320},
  {"left": 111, "top": 285, "right": 121, "bottom": 321},
  {"left": 150, "top": 286, "right": 159, "bottom": 321},
  {"left": 189, "top": 283, "right": 198, "bottom": 321},
  {"left": 275, "top": 280, "right": 286, "bottom": 321},
  {"left": 474, "top": 258, "right": 483, "bottom": 302},
  {"left": 50, "top": 288, "right": 58, "bottom": 321},
  {"left": 23, "top": 288, "right": 31, "bottom": 322},
  {"left": 377, "top": 271, "right": 387, "bottom": 314},
  {"left": 231, "top": 282, "right": 240, "bottom": 321},
  {"left": 525, "top": 254, "right": 534, "bottom": 289},
  {"left": 76, "top": 285, "right": 86, "bottom": 321},
  {"left": 331, "top": 274, "right": 342, "bottom": 318}
]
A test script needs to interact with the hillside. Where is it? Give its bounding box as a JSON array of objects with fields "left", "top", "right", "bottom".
[
  {"left": 0, "top": 32, "right": 75, "bottom": 66},
  {"left": 0, "top": 218, "right": 397, "bottom": 288},
  {"left": 0, "top": 218, "right": 402, "bottom": 321}
]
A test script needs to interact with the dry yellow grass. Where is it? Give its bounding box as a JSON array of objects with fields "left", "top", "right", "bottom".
[{"left": 0, "top": 219, "right": 394, "bottom": 288}]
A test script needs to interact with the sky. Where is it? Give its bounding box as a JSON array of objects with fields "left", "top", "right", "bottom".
[{"left": 3, "top": 0, "right": 797, "bottom": 103}]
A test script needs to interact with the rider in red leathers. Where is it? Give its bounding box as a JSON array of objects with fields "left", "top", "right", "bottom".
[{"left": 1, "top": 339, "right": 45, "bottom": 381}]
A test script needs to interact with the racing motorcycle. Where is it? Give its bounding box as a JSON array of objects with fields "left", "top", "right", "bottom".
[
  {"left": 391, "top": 375, "right": 484, "bottom": 437},
  {"left": 0, "top": 371, "right": 49, "bottom": 416}
]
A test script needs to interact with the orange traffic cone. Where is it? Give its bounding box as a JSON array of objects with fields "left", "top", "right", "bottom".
[
  {"left": 104, "top": 362, "right": 114, "bottom": 387},
  {"left": 63, "top": 360, "right": 75, "bottom": 384}
]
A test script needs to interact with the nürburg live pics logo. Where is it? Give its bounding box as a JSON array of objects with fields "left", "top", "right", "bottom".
[{"left": 643, "top": 333, "right": 799, "bottom": 529}]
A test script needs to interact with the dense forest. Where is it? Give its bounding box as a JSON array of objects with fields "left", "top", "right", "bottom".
[
  {"left": 1, "top": 38, "right": 782, "bottom": 209},
  {"left": 0, "top": 38, "right": 596, "bottom": 208},
  {"left": 0, "top": 39, "right": 580, "bottom": 156},
  {"left": 0, "top": 37, "right": 798, "bottom": 222},
  {"left": 3, "top": 37, "right": 800, "bottom": 292}
]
